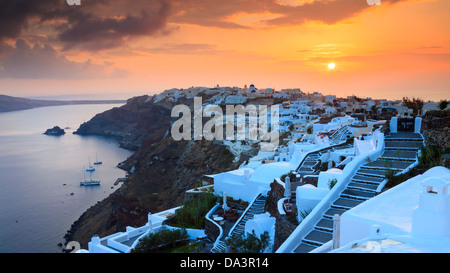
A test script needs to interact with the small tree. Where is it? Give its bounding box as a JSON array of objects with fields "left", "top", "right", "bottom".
[
  {"left": 370, "top": 105, "right": 378, "bottom": 114},
  {"left": 225, "top": 230, "right": 270, "bottom": 253},
  {"left": 402, "top": 97, "right": 424, "bottom": 115},
  {"left": 439, "top": 100, "right": 449, "bottom": 111}
]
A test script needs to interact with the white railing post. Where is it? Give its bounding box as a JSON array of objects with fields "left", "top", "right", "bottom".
[{"left": 332, "top": 214, "right": 341, "bottom": 250}]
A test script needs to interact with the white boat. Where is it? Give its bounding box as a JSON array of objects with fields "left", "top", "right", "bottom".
[
  {"left": 86, "top": 157, "right": 95, "bottom": 172},
  {"left": 80, "top": 169, "right": 100, "bottom": 186}
]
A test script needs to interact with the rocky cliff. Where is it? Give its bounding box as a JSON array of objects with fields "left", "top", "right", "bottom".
[
  {"left": 65, "top": 94, "right": 239, "bottom": 249},
  {"left": 73, "top": 95, "right": 172, "bottom": 150}
]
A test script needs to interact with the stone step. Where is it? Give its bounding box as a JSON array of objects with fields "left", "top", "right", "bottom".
[
  {"left": 384, "top": 140, "right": 423, "bottom": 149},
  {"left": 352, "top": 174, "right": 385, "bottom": 183},
  {"left": 316, "top": 218, "right": 333, "bottom": 232},
  {"left": 363, "top": 159, "right": 414, "bottom": 170},
  {"left": 303, "top": 229, "right": 332, "bottom": 245},
  {"left": 350, "top": 179, "right": 382, "bottom": 187},
  {"left": 332, "top": 197, "right": 364, "bottom": 210},
  {"left": 357, "top": 168, "right": 392, "bottom": 177},
  {"left": 385, "top": 132, "right": 423, "bottom": 140},
  {"left": 293, "top": 243, "right": 317, "bottom": 253},
  {"left": 324, "top": 207, "right": 348, "bottom": 219},
  {"left": 341, "top": 188, "right": 376, "bottom": 200},
  {"left": 303, "top": 161, "right": 318, "bottom": 165},
  {"left": 348, "top": 181, "right": 379, "bottom": 192},
  {"left": 381, "top": 150, "right": 418, "bottom": 160}
]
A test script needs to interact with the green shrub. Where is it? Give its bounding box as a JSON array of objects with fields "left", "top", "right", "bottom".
[
  {"left": 298, "top": 208, "right": 312, "bottom": 221},
  {"left": 419, "top": 145, "right": 443, "bottom": 170},
  {"left": 345, "top": 136, "right": 355, "bottom": 144},
  {"left": 131, "top": 227, "right": 189, "bottom": 253},
  {"left": 225, "top": 230, "right": 270, "bottom": 253},
  {"left": 171, "top": 193, "right": 217, "bottom": 229},
  {"left": 328, "top": 178, "right": 338, "bottom": 190}
]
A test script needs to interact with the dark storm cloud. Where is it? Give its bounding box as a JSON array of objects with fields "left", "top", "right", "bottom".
[
  {"left": 0, "top": 0, "right": 170, "bottom": 79},
  {"left": 0, "top": 0, "right": 409, "bottom": 50},
  {"left": 59, "top": 3, "right": 172, "bottom": 51},
  {"left": 0, "top": 38, "right": 114, "bottom": 79},
  {"left": 0, "top": 0, "right": 173, "bottom": 51},
  {"left": 0, "top": 0, "right": 56, "bottom": 40}
]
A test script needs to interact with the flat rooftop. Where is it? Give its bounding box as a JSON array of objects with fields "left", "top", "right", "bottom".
[{"left": 338, "top": 166, "right": 450, "bottom": 253}]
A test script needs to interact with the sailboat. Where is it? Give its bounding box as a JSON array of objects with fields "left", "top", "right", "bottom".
[
  {"left": 93, "top": 153, "right": 102, "bottom": 165},
  {"left": 80, "top": 169, "right": 100, "bottom": 186},
  {"left": 86, "top": 157, "right": 95, "bottom": 172}
]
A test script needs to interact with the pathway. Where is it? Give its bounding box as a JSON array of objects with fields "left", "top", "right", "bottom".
[{"left": 293, "top": 132, "right": 423, "bottom": 253}]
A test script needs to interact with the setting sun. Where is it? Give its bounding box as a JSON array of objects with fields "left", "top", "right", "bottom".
[{"left": 328, "top": 63, "right": 336, "bottom": 70}]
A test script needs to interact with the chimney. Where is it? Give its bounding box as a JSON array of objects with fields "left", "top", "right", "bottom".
[{"left": 412, "top": 177, "right": 450, "bottom": 237}]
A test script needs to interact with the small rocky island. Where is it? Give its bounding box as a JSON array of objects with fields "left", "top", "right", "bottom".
[{"left": 44, "top": 126, "right": 65, "bottom": 136}]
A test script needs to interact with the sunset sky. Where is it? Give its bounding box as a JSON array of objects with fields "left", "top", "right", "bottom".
[{"left": 0, "top": 0, "right": 449, "bottom": 101}]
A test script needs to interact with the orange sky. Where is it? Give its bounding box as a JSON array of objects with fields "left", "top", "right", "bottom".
[{"left": 0, "top": 0, "right": 448, "bottom": 101}]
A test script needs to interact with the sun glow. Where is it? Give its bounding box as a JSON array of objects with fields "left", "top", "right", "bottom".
[{"left": 328, "top": 63, "right": 336, "bottom": 70}]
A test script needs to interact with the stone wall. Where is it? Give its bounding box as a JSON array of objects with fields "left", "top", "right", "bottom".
[
  {"left": 422, "top": 115, "right": 450, "bottom": 150},
  {"left": 266, "top": 180, "right": 298, "bottom": 252},
  {"left": 274, "top": 216, "right": 298, "bottom": 251},
  {"left": 204, "top": 218, "right": 220, "bottom": 242}
]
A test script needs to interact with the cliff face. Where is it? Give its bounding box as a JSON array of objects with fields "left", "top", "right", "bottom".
[
  {"left": 66, "top": 95, "right": 238, "bottom": 249},
  {"left": 74, "top": 95, "right": 172, "bottom": 150}
]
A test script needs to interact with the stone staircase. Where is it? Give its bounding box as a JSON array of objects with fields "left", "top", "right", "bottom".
[
  {"left": 229, "top": 194, "right": 267, "bottom": 239},
  {"left": 293, "top": 132, "right": 423, "bottom": 253},
  {"left": 210, "top": 240, "right": 227, "bottom": 253},
  {"left": 329, "top": 125, "right": 350, "bottom": 144},
  {"left": 296, "top": 143, "right": 353, "bottom": 176},
  {"left": 210, "top": 194, "right": 267, "bottom": 253}
]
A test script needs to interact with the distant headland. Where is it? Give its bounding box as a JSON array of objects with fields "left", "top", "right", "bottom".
[{"left": 0, "top": 94, "right": 127, "bottom": 113}]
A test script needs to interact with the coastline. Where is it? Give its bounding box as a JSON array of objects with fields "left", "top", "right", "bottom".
[{"left": 62, "top": 137, "right": 134, "bottom": 252}]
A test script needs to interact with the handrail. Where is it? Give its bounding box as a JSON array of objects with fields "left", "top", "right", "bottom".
[
  {"left": 205, "top": 203, "right": 224, "bottom": 250},
  {"left": 276, "top": 133, "right": 385, "bottom": 253}
]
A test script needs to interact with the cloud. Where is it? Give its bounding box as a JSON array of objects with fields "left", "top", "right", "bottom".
[
  {"left": 147, "top": 43, "right": 222, "bottom": 55},
  {"left": 0, "top": 0, "right": 58, "bottom": 41},
  {"left": 0, "top": 0, "right": 174, "bottom": 51},
  {"left": 0, "top": 39, "right": 121, "bottom": 79},
  {"left": 169, "top": 0, "right": 408, "bottom": 28},
  {"left": 0, "top": 0, "right": 410, "bottom": 51},
  {"left": 59, "top": 1, "right": 173, "bottom": 51}
]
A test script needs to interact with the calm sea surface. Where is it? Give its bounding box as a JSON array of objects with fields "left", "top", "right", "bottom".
[{"left": 0, "top": 104, "right": 133, "bottom": 253}]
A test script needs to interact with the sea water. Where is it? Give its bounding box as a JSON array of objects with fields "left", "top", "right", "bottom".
[{"left": 0, "top": 104, "right": 133, "bottom": 253}]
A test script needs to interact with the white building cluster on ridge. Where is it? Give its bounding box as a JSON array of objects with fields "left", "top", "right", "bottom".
[{"left": 78, "top": 84, "right": 450, "bottom": 253}]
